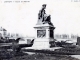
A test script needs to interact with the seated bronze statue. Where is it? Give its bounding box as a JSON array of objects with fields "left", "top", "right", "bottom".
[{"left": 37, "top": 4, "right": 53, "bottom": 25}]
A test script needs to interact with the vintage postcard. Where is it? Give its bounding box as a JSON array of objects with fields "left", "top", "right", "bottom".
[{"left": 0, "top": 0, "right": 80, "bottom": 60}]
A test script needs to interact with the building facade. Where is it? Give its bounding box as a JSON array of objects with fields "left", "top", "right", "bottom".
[{"left": 0, "top": 27, "right": 7, "bottom": 39}]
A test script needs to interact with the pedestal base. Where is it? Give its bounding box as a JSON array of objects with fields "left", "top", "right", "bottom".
[
  {"left": 32, "top": 38, "right": 50, "bottom": 49},
  {"left": 33, "top": 24, "right": 55, "bottom": 49}
]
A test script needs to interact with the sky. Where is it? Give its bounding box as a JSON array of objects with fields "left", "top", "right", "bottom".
[{"left": 0, "top": 0, "right": 80, "bottom": 37}]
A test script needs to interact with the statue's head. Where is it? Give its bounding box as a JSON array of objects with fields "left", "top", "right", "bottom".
[{"left": 42, "top": 4, "right": 46, "bottom": 9}]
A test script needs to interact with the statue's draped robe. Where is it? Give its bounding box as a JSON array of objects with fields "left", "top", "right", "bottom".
[{"left": 38, "top": 9, "right": 46, "bottom": 22}]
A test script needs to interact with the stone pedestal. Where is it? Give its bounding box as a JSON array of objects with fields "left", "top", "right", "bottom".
[{"left": 32, "top": 24, "right": 55, "bottom": 49}]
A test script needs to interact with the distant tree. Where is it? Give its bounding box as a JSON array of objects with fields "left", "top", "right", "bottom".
[
  {"left": 7, "top": 33, "right": 10, "bottom": 37},
  {"left": 71, "top": 34, "right": 77, "bottom": 39},
  {"left": 16, "top": 33, "right": 19, "bottom": 37},
  {"left": 62, "top": 34, "right": 68, "bottom": 39}
]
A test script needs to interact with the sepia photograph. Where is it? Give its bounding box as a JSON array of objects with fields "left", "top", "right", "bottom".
[{"left": 0, "top": 0, "right": 80, "bottom": 60}]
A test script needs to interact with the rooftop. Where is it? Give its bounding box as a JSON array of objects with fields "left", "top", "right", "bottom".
[{"left": 0, "top": 27, "right": 7, "bottom": 31}]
